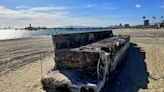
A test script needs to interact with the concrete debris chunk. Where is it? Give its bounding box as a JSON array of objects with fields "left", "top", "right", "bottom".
[{"left": 41, "top": 30, "right": 130, "bottom": 92}]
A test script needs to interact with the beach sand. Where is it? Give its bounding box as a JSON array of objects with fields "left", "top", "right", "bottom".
[
  {"left": 106, "top": 28, "right": 164, "bottom": 92},
  {"left": 0, "top": 37, "right": 54, "bottom": 92},
  {"left": 0, "top": 29, "right": 164, "bottom": 92}
]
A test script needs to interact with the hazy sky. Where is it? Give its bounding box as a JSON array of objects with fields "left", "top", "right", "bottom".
[{"left": 0, "top": 0, "right": 163, "bottom": 27}]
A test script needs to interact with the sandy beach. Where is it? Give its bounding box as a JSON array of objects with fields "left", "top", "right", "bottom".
[
  {"left": 107, "top": 28, "right": 164, "bottom": 92},
  {"left": 0, "top": 37, "right": 54, "bottom": 92},
  {"left": 0, "top": 28, "right": 164, "bottom": 92}
]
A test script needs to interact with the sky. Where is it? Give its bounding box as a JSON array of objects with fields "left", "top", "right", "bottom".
[{"left": 0, "top": 0, "right": 163, "bottom": 28}]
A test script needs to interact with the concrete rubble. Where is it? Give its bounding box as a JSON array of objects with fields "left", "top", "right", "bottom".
[{"left": 41, "top": 30, "right": 130, "bottom": 92}]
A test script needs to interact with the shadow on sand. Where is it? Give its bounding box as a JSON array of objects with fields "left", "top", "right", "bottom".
[{"left": 104, "top": 43, "right": 149, "bottom": 92}]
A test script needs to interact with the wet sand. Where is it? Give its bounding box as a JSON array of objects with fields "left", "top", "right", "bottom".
[{"left": 0, "top": 29, "right": 164, "bottom": 92}]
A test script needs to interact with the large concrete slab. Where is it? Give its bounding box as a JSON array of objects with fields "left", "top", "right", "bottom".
[{"left": 52, "top": 30, "right": 113, "bottom": 50}]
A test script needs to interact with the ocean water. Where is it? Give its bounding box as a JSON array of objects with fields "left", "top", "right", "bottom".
[{"left": 0, "top": 29, "right": 107, "bottom": 40}]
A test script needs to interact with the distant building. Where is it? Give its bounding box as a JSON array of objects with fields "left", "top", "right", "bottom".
[
  {"left": 144, "top": 20, "right": 149, "bottom": 26},
  {"left": 29, "top": 24, "right": 32, "bottom": 28},
  {"left": 160, "top": 21, "right": 164, "bottom": 28},
  {"left": 25, "top": 24, "right": 33, "bottom": 30},
  {"left": 125, "top": 24, "right": 130, "bottom": 28},
  {"left": 25, "top": 24, "right": 47, "bottom": 30},
  {"left": 119, "top": 23, "right": 122, "bottom": 27}
]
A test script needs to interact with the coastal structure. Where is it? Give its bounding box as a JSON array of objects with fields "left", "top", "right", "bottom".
[
  {"left": 25, "top": 24, "right": 33, "bottom": 30},
  {"left": 41, "top": 30, "right": 130, "bottom": 92},
  {"left": 125, "top": 24, "right": 130, "bottom": 28},
  {"left": 25, "top": 24, "right": 47, "bottom": 30},
  {"left": 144, "top": 20, "right": 149, "bottom": 26}
]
